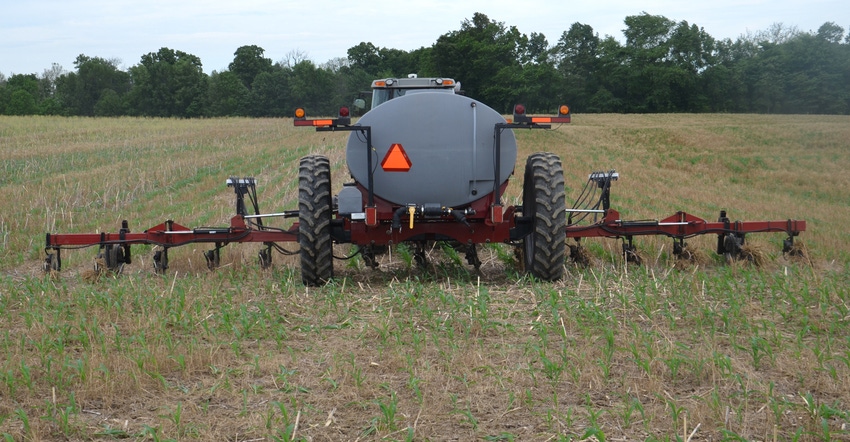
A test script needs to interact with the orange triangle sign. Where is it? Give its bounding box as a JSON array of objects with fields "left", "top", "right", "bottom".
[{"left": 381, "top": 143, "right": 412, "bottom": 172}]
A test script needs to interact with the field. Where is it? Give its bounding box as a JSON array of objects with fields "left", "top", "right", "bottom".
[{"left": 1, "top": 114, "right": 849, "bottom": 441}]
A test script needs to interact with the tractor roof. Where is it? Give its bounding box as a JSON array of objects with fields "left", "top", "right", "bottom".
[{"left": 371, "top": 76, "right": 457, "bottom": 90}]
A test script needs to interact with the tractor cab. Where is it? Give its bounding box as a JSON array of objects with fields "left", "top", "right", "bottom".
[{"left": 366, "top": 74, "right": 460, "bottom": 109}]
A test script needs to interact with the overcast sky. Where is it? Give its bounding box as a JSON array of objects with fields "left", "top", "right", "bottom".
[{"left": 1, "top": 0, "right": 845, "bottom": 76}]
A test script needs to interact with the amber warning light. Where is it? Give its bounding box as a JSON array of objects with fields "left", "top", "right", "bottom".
[{"left": 293, "top": 107, "right": 334, "bottom": 127}]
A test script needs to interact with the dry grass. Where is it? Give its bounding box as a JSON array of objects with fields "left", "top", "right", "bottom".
[{"left": 1, "top": 114, "right": 849, "bottom": 440}]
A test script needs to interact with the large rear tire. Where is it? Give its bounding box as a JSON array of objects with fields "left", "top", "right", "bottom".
[
  {"left": 522, "top": 153, "right": 566, "bottom": 281},
  {"left": 298, "top": 155, "right": 334, "bottom": 286}
]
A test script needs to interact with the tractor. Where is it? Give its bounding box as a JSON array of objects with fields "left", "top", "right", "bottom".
[{"left": 44, "top": 75, "right": 806, "bottom": 285}]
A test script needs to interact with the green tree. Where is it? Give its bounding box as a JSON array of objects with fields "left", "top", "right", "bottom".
[
  {"left": 3, "top": 74, "right": 40, "bottom": 115},
  {"left": 55, "top": 55, "right": 129, "bottom": 116},
  {"left": 498, "top": 32, "right": 563, "bottom": 113},
  {"left": 700, "top": 38, "right": 743, "bottom": 112},
  {"left": 406, "top": 46, "right": 436, "bottom": 77},
  {"left": 431, "top": 13, "right": 531, "bottom": 112},
  {"left": 622, "top": 13, "right": 678, "bottom": 112},
  {"left": 288, "top": 60, "right": 336, "bottom": 116},
  {"left": 229, "top": 45, "right": 273, "bottom": 90},
  {"left": 127, "top": 47, "right": 208, "bottom": 117},
  {"left": 347, "top": 42, "right": 382, "bottom": 76},
  {"left": 207, "top": 70, "right": 249, "bottom": 116},
  {"left": 591, "top": 36, "right": 629, "bottom": 112},
  {"left": 377, "top": 47, "right": 420, "bottom": 77},
  {"left": 7, "top": 89, "right": 38, "bottom": 115},
  {"left": 817, "top": 21, "right": 845, "bottom": 44},
  {"left": 249, "top": 66, "right": 292, "bottom": 117},
  {"left": 328, "top": 57, "right": 376, "bottom": 113},
  {"left": 0, "top": 73, "right": 7, "bottom": 114},
  {"left": 38, "top": 63, "right": 65, "bottom": 115},
  {"left": 723, "top": 23, "right": 850, "bottom": 114},
  {"left": 94, "top": 89, "right": 124, "bottom": 116},
  {"left": 554, "top": 23, "right": 601, "bottom": 111},
  {"left": 783, "top": 25, "right": 849, "bottom": 113},
  {"left": 667, "top": 21, "right": 716, "bottom": 111},
  {"left": 346, "top": 42, "right": 422, "bottom": 78}
]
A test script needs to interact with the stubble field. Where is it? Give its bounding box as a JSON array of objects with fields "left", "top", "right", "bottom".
[{"left": 1, "top": 114, "right": 849, "bottom": 441}]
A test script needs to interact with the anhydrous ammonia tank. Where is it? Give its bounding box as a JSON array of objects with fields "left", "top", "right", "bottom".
[{"left": 345, "top": 92, "right": 517, "bottom": 208}]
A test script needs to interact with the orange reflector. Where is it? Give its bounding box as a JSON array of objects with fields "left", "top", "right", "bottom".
[
  {"left": 293, "top": 118, "right": 337, "bottom": 127},
  {"left": 530, "top": 116, "right": 571, "bottom": 124},
  {"left": 381, "top": 143, "right": 412, "bottom": 172}
]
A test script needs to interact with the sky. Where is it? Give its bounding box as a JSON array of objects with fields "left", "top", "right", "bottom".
[{"left": 1, "top": 0, "right": 846, "bottom": 76}]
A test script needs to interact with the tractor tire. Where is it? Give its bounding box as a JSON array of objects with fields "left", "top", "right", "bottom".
[
  {"left": 522, "top": 152, "right": 566, "bottom": 281},
  {"left": 298, "top": 155, "right": 334, "bottom": 286}
]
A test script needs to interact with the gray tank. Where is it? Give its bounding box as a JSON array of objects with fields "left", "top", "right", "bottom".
[{"left": 346, "top": 92, "right": 517, "bottom": 208}]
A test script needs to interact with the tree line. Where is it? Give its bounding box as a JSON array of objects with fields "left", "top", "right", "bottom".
[{"left": 1, "top": 13, "right": 848, "bottom": 117}]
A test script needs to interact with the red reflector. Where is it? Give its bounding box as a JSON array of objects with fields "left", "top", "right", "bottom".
[
  {"left": 381, "top": 143, "right": 412, "bottom": 172},
  {"left": 365, "top": 206, "right": 377, "bottom": 226}
]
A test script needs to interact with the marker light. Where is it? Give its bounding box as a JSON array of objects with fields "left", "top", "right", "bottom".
[
  {"left": 294, "top": 108, "right": 306, "bottom": 119},
  {"left": 514, "top": 104, "right": 526, "bottom": 115},
  {"left": 559, "top": 105, "right": 570, "bottom": 115},
  {"left": 339, "top": 106, "right": 350, "bottom": 118}
]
